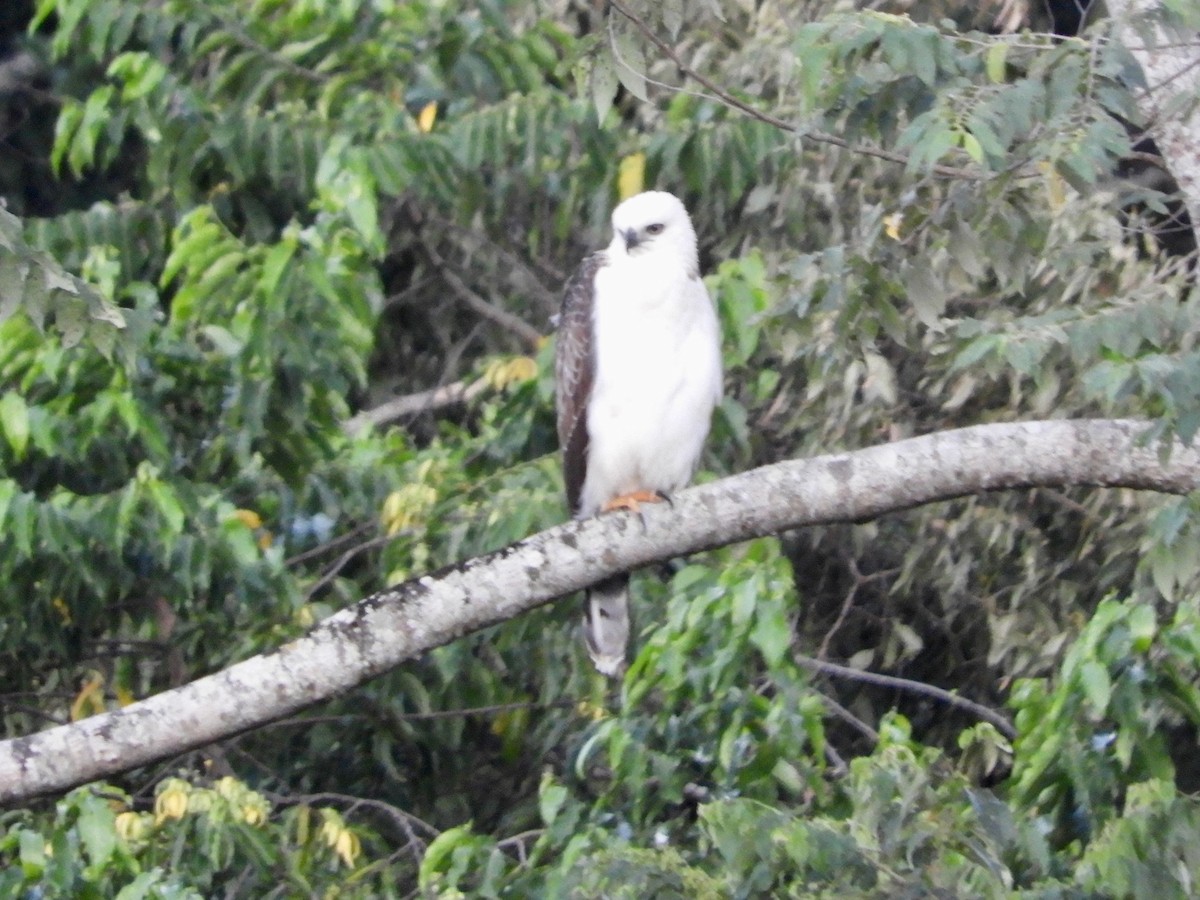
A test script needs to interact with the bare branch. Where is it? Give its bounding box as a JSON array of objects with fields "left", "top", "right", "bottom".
[
  {"left": 414, "top": 235, "right": 544, "bottom": 351},
  {"left": 816, "top": 692, "right": 880, "bottom": 743},
  {"left": 343, "top": 377, "right": 491, "bottom": 436},
  {"left": 0, "top": 419, "right": 1196, "bottom": 803},
  {"left": 796, "top": 656, "right": 1016, "bottom": 739}
]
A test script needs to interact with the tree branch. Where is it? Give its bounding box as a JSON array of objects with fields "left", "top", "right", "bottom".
[
  {"left": 796, "top": 656, "right": 1017, "bottom": 739},
  {"left": 343, "top": 376, "right": 491, "bottom": 436},
  {"left": 1, "top": 419, "right": 1196, "bottom": 803},
  {"left": 414, "top": 235, "right": 544, "bottom": 351},
  {"left": 608, "top": 0, "right": 981, "bottom": 180}
]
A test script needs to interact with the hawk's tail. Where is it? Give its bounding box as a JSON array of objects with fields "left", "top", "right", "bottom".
[{"left": 583, "top": 574, "right": 630, "bottom": 677}]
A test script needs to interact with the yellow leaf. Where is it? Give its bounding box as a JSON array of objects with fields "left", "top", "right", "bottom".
[
  {"left": 242, "top": 799, "right": 270, "bottom": 826},
  {"left": 417, "top": 101, "right": 438, "bottom": 133},
  {"left": 884, "top": 212, "right": 904, "bottom": 240},
  {"left": 154, "top": 779, "right": 191, "bottom": 824},
  {"left": 481, "top": 358, "right": 505, "bottom": 389},
  {"left": 114, "top": 811, "right": 152, "bottom": 843},
  {"left": 70, "top": 671, "right": 106, "bottom": 721},
  {"left": 294, "top": 804, "right": 312, "bottom": 845},
  {"left": 115, "top": 685, "right": 136, "bottom": 707},
  {"left": 51, "top": 596, "right": 72, "bottom": 625},
  {"left": 381, "top": 483, "right": 438, "bottom": 534},
  {"left": 214, "top": 775, "right": 242, "bottom": 800},
  {"left": 187, "top": 789, "right": 214, "bottom": 814},
  {"left": 575, "top": 700, "right": 608, "bottom": 722},
  {"left": 485, "top": 356, "right": 538, "bottom": 390},
  {"left": 381, "top": 490, "right": 405, "bottom": 525},
  {"left": 1040, "top": 161, "right": 1066, "bottom": 209},
  {"left": 617, "top": 152, "right": 646, "bottom": 200},
  {"left": 335, "top": 828, "right": 361, "bottom": 867},
  {"left": 507, "top": 356, "right": 537, "bottom": 383},
  {"left": 232, "top": 508, "right": 262, "bottom": 529},
  {"left": 257, "top": 530, "right": 274, "bottom": 550},
  {"left": 319, "top": 808, "right": 357, "bottom": 865}
]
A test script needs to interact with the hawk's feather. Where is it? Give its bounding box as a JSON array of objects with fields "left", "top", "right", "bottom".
[
  {"left": 582, "top": 574, "right": 630, "bottom": 677},
  {"left": 555, "top": 251, "right": 606, "bottom": 516}
]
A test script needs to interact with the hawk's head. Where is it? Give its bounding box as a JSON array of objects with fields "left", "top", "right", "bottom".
[{"left": 608, "top": 191, "right": 698, "bottom": 273}]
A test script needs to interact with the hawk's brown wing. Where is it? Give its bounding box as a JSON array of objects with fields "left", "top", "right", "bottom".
[{"left": 555, "top": 252, "right": 606, "bottom": 517}]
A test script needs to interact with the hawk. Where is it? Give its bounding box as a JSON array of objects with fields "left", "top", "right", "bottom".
[{"left": 555, "top": 191, "right": 723, "bottom": 676}]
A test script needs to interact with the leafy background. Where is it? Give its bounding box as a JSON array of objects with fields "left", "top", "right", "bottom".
[{"left": 1, "top": 0, "right": 1200, "bottom": 895}]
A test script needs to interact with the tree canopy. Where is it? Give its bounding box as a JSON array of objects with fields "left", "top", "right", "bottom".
[{"left": 2, "top": 0, "right": 1200, "bottom": 896}]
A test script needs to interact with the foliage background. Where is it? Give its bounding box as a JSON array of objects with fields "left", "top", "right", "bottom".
[{"left": 1, "top": 0, "right": 1200, "bottom": 895}]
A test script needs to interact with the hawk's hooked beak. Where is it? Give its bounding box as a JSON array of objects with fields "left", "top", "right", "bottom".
[{"left": 622, "top": 228, "right": 640, "bottom": 251}]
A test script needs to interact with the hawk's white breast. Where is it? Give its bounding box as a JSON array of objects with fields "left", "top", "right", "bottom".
[{"left": 579, "top": 234, "right": 722, "bottom": 517}]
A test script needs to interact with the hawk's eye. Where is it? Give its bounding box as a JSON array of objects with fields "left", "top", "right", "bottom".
[{"left": 645, "top": 223, "right": 665, "bottom": 235}]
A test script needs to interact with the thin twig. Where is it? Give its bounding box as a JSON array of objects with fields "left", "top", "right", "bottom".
[
  {"left": 816, "top": 561, "right": 899, "bottom": 661},
  {"left": 823, "top": 741, "right": 849, "bottom": 777},
  {"left": 815, "top": 692, "right": 880, "bottom": 743},
  {"left": 305, "top": 533, "right": 400, "bottom": 601},
  {"left": 394, "top": 699, "right": 577, "bottom": 721},
  {"left": 496, "top": 829, "right": 545, "bottom": 865},
  {"left": 422, "top": 209, "right": 564, "bottom": 306},
  {"left": 285, "top": 521, "right": 376, "bottom": 568},
  {"left": 413, "top": 230, "right": 543, "bottom": 351},
  {"left": 258, "top": 700, "right": 577, "bottom": 732},
  {"left": 131, "top": 749, "right": 206, "bottom": 800},
  {"left": 267, "top": 790, "right": 441, "bottom": 842},
  {"left": 251, "top": 714, "right": 370, "bottom": 730},
  {"left": 798, "top": 655, "right": 1017, "bottom": 739},
  {"left": 608, "top": 0, "right": 981, "bottom": 181}
]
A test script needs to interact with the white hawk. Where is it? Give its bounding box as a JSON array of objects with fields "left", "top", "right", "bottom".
[{"left": 555, "top": 190, "right": 723, "bottom": 676}]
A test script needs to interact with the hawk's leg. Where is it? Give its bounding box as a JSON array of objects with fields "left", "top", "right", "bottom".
[
  {"left": 601, "top": 489, "right": 668, "bottom": 514},
  {"left": 601, "top": 490, "right": 671, "bottom": 531}
]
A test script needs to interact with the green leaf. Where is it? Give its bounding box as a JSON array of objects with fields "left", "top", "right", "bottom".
[
  {"left": 751, "top": 602, "right": 791, "bottom": 668},
  {"left": 55, "top": 298, "right": 87, "bottom": 348},
  {"left": 77, "top": 792, "right": 118, "bottom": 869},
  {"left": 961, "top": 131, "right": 985, "bottom": 164},
  {"left": 986, "top": 41, "right": 1008, "bottom": 83},
  {"left": 612, "top": 28, "right": 648, "bottom": 103},
  {"left": 1079, "top": 660, "right": 1112, "bottom": 714},
  {"left": 147, "top": 479, "right": 186, "bottom": 536},
  {"left": 69, "top": 86, "right": 116, "bottom": 176},
  {"left": 538, "top": 775, "right": 568, "bottom": 826},
  {"left": 902, "top": 262, "right": 945, "bottom": 326},
  {"left": 662, "top": 0, "right": 684, "bottom": 39},
  {"left": 18, "top": 828, "right": 45, "bottom": 878},
  {"left": 107, "top": 51, "right": 168, "bottom": 102},
  {"left": 115, "top": 872, "right": 165, "bottom": 900},
  {"left": 731, "top": 577, "right": 756, "bottom": 626},
  {"left": 0, "top": 391, "right": 29, "bottom": 460},
  {"left": 1128, "top": 604, "right": 1157, "bottom": 652},
  {"left": 0, "top": 257, "right": 29, "bottom": 324},
  {"left": 419, "top": 823, "right": 475, "bottom": 889},
  {"left": 0, "top": 479, "right": 16, "bottom": 528},
  {"left": 258, "top": 237, "right": 297, "bottom": 299},
  {"left": 590, "top": 53, "right": 618, "bottom": 122}
]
